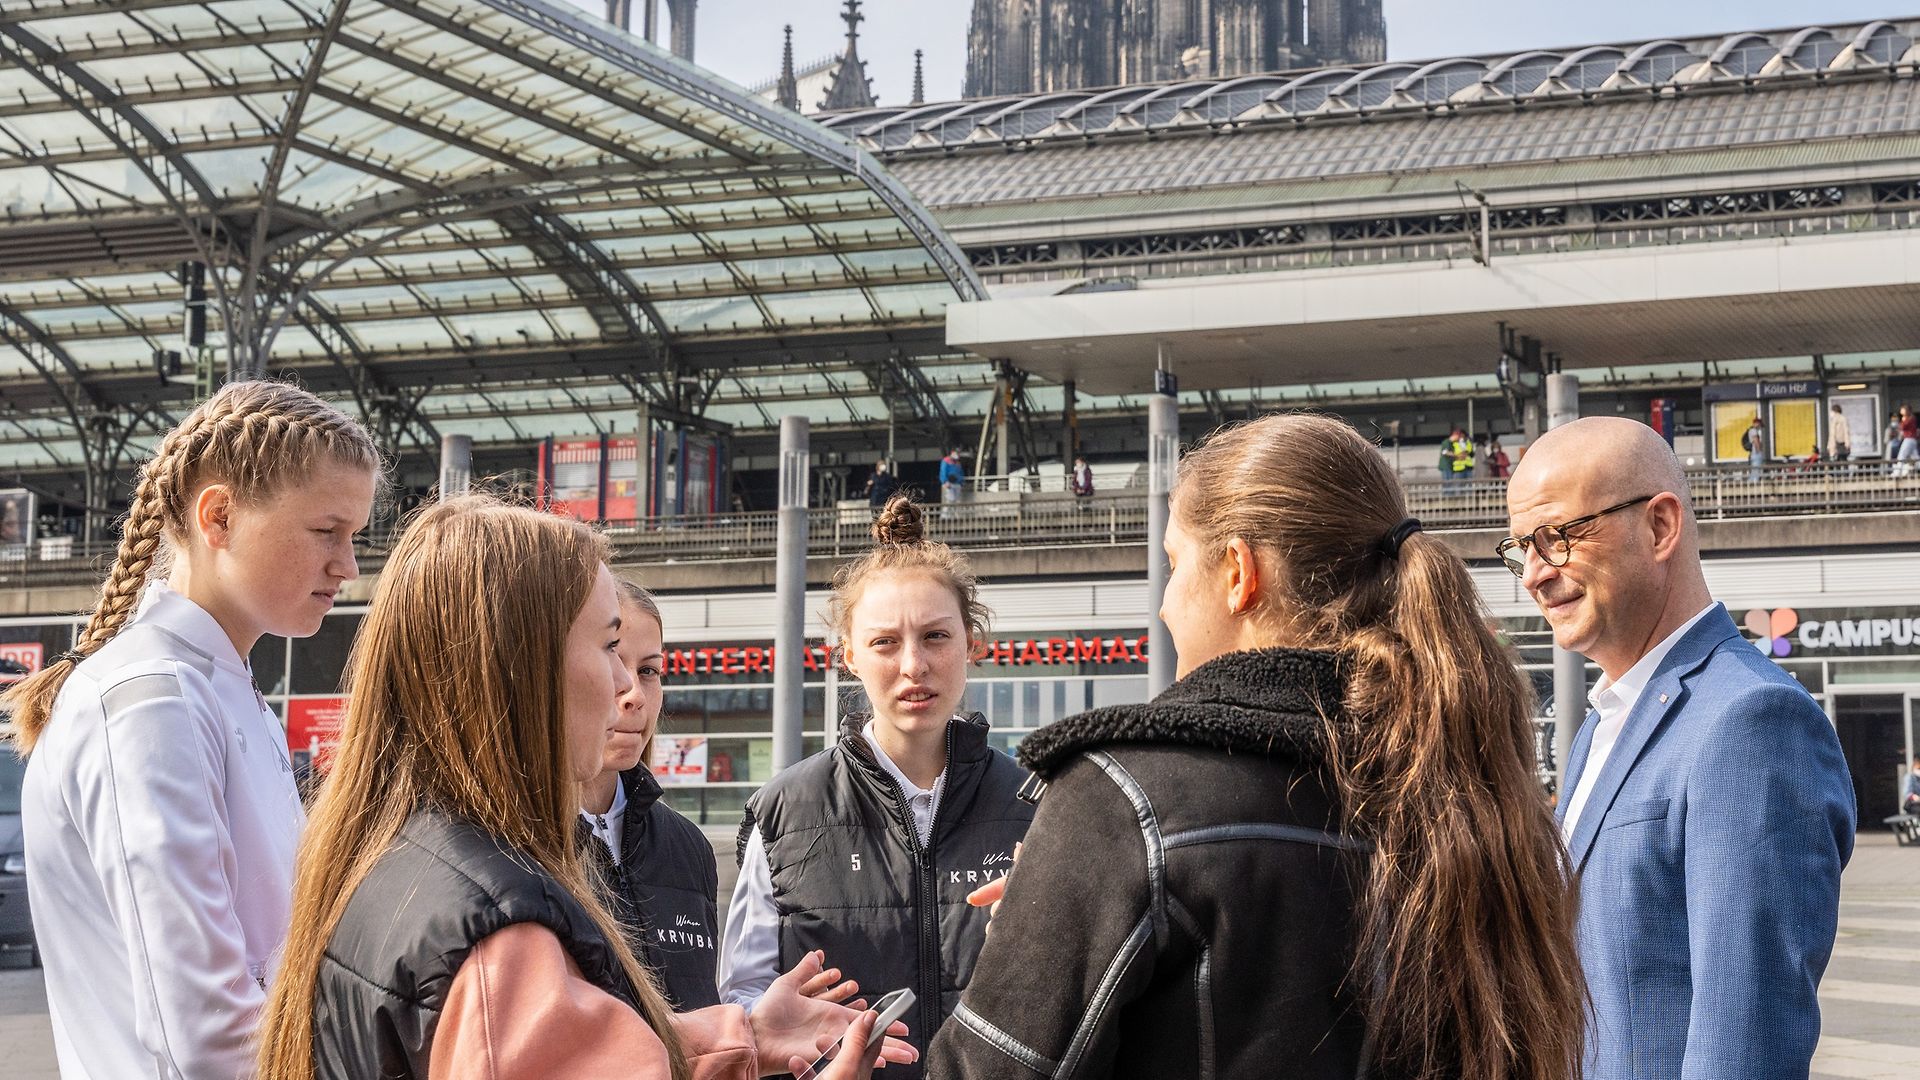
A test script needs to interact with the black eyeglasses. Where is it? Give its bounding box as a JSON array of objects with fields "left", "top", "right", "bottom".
[{"left": 1494, "top": 495, "right": 1655, "bottom": 578}]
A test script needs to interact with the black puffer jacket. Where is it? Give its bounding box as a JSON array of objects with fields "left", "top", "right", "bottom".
[
  {"left": 578, "top": 765, "right": 721, "bottom": 1010},
  {"left": 316, "top": 808, "right": 639, "bottom": 1079},
  {"left": 927, "top": 649, "right": 1384, "bottom": 1080},
  {"left": 739, "top": 712, "right": 1034, "bottom": 1078}
]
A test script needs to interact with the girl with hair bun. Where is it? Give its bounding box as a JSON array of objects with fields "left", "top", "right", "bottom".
[
  {"left": 719, "top": 495, "right": 1034, "bottom": 1076},
  {"left": 933, "top": 414, "right": 1584, "bottom": 1080},
  {"left": 5, "top": 380, "right": 382, "bottom": 1080}
]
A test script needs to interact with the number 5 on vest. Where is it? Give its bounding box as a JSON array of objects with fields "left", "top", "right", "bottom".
[{"left": 850, "top": 853, "right": 861, "bottom": 871}]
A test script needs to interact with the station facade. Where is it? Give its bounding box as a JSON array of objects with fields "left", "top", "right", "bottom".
[{"left": 3, "top": 549, "right": 1912, "bottom": 828}]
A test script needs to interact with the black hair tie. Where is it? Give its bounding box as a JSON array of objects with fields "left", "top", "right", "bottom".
[
  {"left": 53, "top": 649, "right": 85, "bottom": 667},
  {"left": 1379, "top": 517, "right": 1422, "bottom": 559}
]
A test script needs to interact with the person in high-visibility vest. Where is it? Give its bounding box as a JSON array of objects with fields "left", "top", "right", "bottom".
[{"left": 1442, "top": 427, "right": 1476, "bottom": 492}]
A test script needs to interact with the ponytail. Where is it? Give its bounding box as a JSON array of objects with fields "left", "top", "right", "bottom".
[
  {"left": 1173, "top": 414, "right": 1583, "bottom": 1080},
  {"left": 1334, "top": 534, "right": 1584, "bottom": 1080},
  {"left": 2, "top": 381, "right": 380, "bottom": 754}
]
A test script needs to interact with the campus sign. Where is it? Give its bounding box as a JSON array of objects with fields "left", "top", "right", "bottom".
[{"left": 1745, "top": 608, "right": 1920, "bottom": 657}]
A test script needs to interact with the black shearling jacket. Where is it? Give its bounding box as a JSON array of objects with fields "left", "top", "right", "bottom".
[{"left": 927, "top": 649, "right": 1386, "bottom": 1080}]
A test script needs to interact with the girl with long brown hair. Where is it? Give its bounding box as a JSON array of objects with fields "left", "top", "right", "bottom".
[
  {"left": 5, "top": 381, "right": 381, "bottom": 1080},
  {"left": 256, "top": 496, "right": 911, "bottom": 1080},
  {"left": 931, "top": 413, "right": 1584, "bottom": 1080}
]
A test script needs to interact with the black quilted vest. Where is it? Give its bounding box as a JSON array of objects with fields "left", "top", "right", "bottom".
[
  {"left": 313, "top": 808, "right": 641, "bottom": 1080},
  {"left": 738, "top": 714, "right": 1034, "bottom": 1079},
  {"left": 578, "top": 766, "right": 722, "bottom": 1010}
]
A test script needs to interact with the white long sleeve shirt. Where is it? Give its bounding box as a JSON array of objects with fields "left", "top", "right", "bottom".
[
  {"left": 22, "top": 582, "right": 304, "bottom": 1080},
  {"left": 717, "top": 721, "right": 946, "bottom": 1011},
  {"left": 1561, "top": 604, "right": 1716, "bottom": 839}
]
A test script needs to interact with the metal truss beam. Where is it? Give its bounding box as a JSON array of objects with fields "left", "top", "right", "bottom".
[
  {"left": 0, "top": 76, "right": 305, "bottom": 120},
  {"left": 0, "top": 0, "right": 220, "bottom": 26},
  {"left": 24, "top": 25, "right": 319, "bottom": 66}
]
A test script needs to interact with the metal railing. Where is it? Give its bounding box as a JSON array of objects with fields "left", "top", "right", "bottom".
[{"left": 1, "top": 463, "right": 1911, "bottom": 589}]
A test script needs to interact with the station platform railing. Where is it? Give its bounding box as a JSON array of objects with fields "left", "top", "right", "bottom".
[{"left": 3, "top": 461, "right": 1915, "bottom": 588}]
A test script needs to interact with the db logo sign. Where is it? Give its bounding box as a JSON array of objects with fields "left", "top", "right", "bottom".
[{"left": 1744, "top": 608, "right": 1797, "bottom": 657}]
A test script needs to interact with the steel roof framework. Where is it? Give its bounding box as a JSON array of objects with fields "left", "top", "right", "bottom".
[{"left": 0, "top": 0, "right": 983, "bottom": 520}]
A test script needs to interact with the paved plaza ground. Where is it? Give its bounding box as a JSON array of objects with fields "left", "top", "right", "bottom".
[{"left": 2, "top": 831, "right": 1917, "bottom": 1078}]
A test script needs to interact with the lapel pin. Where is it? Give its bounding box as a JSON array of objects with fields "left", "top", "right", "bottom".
[{"left": 1658, "top": 693, "right": 1669, "bottom": 703}]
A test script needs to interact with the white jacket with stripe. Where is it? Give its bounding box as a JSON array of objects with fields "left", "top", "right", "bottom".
[{"left": 22, "top": 582, "right": 304, "bottom": 1079}]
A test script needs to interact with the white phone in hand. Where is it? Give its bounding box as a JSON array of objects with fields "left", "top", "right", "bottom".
[{"left": 792, "top": 987, "right": 916, "bottom": 1080}]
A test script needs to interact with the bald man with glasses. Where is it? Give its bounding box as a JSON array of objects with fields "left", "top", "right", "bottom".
[{"left": 1503, "top": 417, "right": 1853, "bottom": 1080}]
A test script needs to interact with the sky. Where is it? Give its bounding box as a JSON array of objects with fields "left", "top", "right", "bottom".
[{"left": 560, "top": 1, "right": 1911, "bottom": 106}]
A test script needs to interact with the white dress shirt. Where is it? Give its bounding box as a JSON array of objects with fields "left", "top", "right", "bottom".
[
  {"left": 1561, "top": 604, "right": 1716, "bottom": 839},
  {"left": 580, "top": 774, "right": 629, "bottom": 865},
  {"left": 717, "top": 721, "right": 948, "bottom": 1012},
  {"left": 23, "top": 582, "right": 305, "bottom": 1080}
]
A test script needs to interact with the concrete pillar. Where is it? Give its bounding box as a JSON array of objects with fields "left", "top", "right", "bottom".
[
  {"left": 1147, "top": 384, "right": 1180, "bottom": 696},
  {"left": 438, "top": 434, "right": 472, "bottom": 499},
  {"left": 773, "top": 416, "right": 809, "bottom": 773},
  {"left": 1545, "top": 373, "right": 1584, "bottom": 793},
  {"left": 1547, "top": 373, "right": 1580, "bottom": 430}
]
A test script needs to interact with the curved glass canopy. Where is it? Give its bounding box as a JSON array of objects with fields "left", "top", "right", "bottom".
[{"left": 0, "top": 0, "right": 982, "bottom": 483}]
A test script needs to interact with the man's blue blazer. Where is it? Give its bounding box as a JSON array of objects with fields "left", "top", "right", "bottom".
[{"left": 1558, "top": 604, "right": 1854, "bottom": 1080}]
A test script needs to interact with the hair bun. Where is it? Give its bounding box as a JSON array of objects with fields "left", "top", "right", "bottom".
[{"left": 872, "top": 494, "right": 926, "bottom": 546}]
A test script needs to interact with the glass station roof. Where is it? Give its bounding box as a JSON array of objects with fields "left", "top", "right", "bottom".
[{"left": 0, "top": 0, "right": 982, "bottom": 475}]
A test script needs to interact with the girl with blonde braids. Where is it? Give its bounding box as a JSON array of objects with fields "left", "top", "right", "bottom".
[{"left": 5, "top": 381, "right": 381, "bottom": 1080}]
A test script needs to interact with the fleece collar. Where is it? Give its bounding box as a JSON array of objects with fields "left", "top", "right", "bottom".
[{"left": 1016, "top": 648, "right": 1346, "bottom": 779}]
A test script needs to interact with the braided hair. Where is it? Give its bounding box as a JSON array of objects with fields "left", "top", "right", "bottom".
[{"left": 3, "top": 381, "right": 380, "bottom": 753}]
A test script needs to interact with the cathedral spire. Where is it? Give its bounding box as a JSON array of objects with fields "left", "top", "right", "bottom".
[
  {"left": 821, "top": 0, "right": 877, "bottom": 111},
  {"left": 776, "top": 24, "right": 800, "bottom": 111},
  {"left": 911, "top": 49, "right": 925, "bottom": 106}
]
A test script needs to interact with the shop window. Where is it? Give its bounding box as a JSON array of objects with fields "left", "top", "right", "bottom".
[
  {"left": 1830, "top": 659, "right": 1920, "bottom": 684},
  {"left": 1769, "top": 398, "right": 1819, "bottom": 461},
  {"left": 0, "top": 620, "right": 75, "bottom": 677},
  {"left": 1710, "top": 400, "right": 1761, "bottom": 463},
  {"left": 290, "top": 613, "right": 362, "bottom": 694},
  {"left": 252, "top": 636, "right": 289, "bottom": 697}
]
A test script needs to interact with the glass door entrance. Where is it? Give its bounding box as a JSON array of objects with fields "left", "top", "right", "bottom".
[{"left": 1831, "top": 693, "right": 1916, "bottom": 829}]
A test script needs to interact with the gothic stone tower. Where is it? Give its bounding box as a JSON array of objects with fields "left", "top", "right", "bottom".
[{"left": 965, "top": 0, "right": 1385, "bottom": 97}]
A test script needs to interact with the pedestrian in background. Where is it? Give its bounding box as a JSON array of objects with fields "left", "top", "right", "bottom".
[
  {"left": 4, "top": 382, "right": 380, "bottom": 1080},
  {"left": 936, "top": 415, "right": 1584, "bottom": 1080},
  {"left": 1828, "top": 402, "right": 1852, "bottom": 462},
  {"left": 866, "top": 461, "right": 899, "bottom": 511},
  {"left": 1743, "top": 415, "right": 1768, "bottom": 480},
  {"left": 1898, "top": 405, "right": 1919, "bottom": 465},
  {"left": 939, "top": 448, "right": 966, "bottom": 509},
  {"left": 1504, "top": 417, "right": 1852, "bottom": 1080},
  {"left": 1489, "top": 436, "right": 1512, "bottom": 479},
  {"left": 1070, "top": 455, "right": 1094, "bottom": 499},
  {"left": 1441, "top": 426, "right": 1474, "bottom": 492}
]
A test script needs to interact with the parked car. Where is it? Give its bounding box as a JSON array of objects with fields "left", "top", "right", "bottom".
[{"left": 0, "top": 743, "right": 32, "bottom": 966}]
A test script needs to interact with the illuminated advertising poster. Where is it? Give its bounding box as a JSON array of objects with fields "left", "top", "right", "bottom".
[
  {"left": 546, "top": 439, "right": 604, "bottom": 521},
  {"left": 0, "top": 489, "right": 33, "bottom": 548},
  {"left": 653, "top": 734, "right": 709, "bottom": 785},
  {"left": 605, "top": 436, "right": 640, "bottom": 521},
  {"left": 286, "top": 695, "right": 348, "bottom": 774}
]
